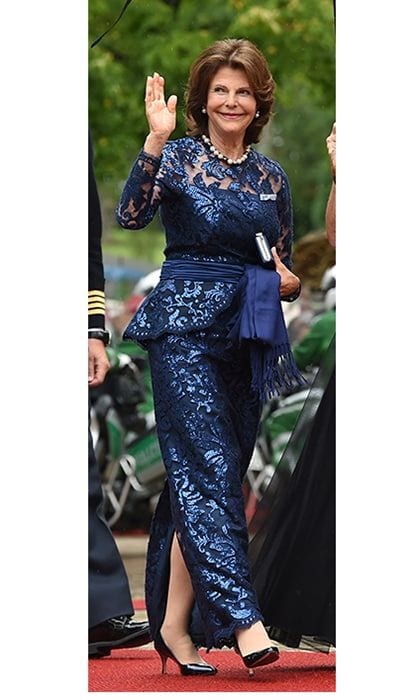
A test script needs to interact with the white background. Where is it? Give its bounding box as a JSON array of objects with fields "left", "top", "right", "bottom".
[{"left": 1, "top": 2, "right": 419, "bottom": 698}]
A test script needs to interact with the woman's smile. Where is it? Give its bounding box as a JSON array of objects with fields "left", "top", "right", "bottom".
[{"left": 218, "top": 112, "right": 246, "bottom": 119}]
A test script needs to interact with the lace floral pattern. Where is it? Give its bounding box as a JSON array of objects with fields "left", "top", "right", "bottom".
[
  {"left": 116, "top": 137, "right": 294, "bottom": 265},
  {"left": 124, "top": 276, "right": 239, "bottom": 345},
  {"left": 117, "top": 136, "right": 299, "bottom": 649},
  {"left": 118, "top": 137, "right": 299, "bottom": 346},
  {"left": 145, "top": 320, "right": 265, "bottom": 649}
]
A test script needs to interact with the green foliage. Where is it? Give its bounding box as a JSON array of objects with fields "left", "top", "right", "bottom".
[
  {"left": 105, "top": 224, "right": 166, "bottom": 266},
  {"left": 89, "top": 0, "right": 335, "bottom": 254}
]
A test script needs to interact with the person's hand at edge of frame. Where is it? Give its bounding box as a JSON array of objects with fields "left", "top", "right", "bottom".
[
  {"left": 88, "top": 339, "right": 110, "bottom": 387},
  {"left": 326, "top": 122, "right": 336, "bottom": 182}
]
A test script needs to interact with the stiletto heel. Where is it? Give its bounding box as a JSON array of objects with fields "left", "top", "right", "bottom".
[
  {"left": 157, "top": 649, "right": 168, "bottom": 674},
  {"left": 234, "top": 640, "right": 279, "bottom": 669},
  {"left": 154, "top": 631, "right": 217, "bottom": 676}
]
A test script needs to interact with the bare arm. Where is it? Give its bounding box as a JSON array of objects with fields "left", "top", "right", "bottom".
[
  {"left": 325, "top": 122, "right": 336, "bottom": 248},
  {"left": 325, "top": 181, "right": 336, "bottom": 248}
]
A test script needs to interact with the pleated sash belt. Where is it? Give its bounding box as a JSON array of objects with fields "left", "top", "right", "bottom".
[{"left": 160, "top": 259, "right": 305, "bottom": 399}]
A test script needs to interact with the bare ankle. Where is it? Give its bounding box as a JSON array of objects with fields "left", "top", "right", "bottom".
[
  {"left": 161, "top": 621, "right": 188, "bottom": 640},
  {"left": 159, "top": 624, "right": 203, "bottom": 664}
]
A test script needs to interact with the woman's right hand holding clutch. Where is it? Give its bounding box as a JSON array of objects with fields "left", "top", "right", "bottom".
[{"left": 144, "top": 72, "right": 177, "bottom": 157}]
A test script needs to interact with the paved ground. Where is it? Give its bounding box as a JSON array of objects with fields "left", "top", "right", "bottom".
[
  {"left": 115, "top": 532, "right": 148, "bottom": 602},
  {"left": 114, "top": 533, "right": 150, "bottom": 651}
]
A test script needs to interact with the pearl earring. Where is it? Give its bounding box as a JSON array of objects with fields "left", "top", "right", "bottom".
[
  {"left": 201, "top": 107, "right": 207, "bottom": 114},
  {"left": 255, "top": 110, "right": 260, "bottom": 118}
]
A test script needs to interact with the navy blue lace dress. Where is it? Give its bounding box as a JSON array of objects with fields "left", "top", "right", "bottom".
[{"left": 116, "top": 136, "right": 300, "bottom": 650}]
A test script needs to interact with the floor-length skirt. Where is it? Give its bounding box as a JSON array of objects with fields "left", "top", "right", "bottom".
[{"left": 144, "top": 314, "right": 265, "bottom": 650}]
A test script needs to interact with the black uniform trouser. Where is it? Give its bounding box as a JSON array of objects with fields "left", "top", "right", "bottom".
[{"left": 88, "top": 424, "right": 133, "bottom": 628}]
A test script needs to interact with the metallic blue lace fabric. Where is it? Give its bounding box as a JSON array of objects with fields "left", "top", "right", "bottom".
[
  {"left": 116, "top": 136, "right": 300, "bottom": 649},
  {"left": 117, "top": 136, "right": 299, "bottom": 345},
  {"left": 145, "top": 308, "right": 264, "bottom": 650}
]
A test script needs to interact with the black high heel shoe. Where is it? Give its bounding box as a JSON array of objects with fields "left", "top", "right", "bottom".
[
  {"left": 234, "top": 640, "right": 280, "bottom": 669},
  {"left": 154, "top": 630, "right": 217, "bottom": 676}
]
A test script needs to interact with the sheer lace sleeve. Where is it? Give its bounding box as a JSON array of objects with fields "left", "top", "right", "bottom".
[
  {"left": 275, "top": 173, "right": 300, "bottom": 302},
  {"left": 274, "top": 172, "right": 293, "bottom": 266},
  {"left": 116, "top": 150, "right": 164, "bottom": 229}
]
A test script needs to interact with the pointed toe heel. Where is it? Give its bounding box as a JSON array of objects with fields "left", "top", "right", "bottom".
[
  {"left": 154, "top": 631, "right": 217, "bottom": 676},
  {"left": 180, "top": 661, "right": 217, "bottom": 676},
  {"left": 234, "top": 642, "right": 279, "bottom": 669}
]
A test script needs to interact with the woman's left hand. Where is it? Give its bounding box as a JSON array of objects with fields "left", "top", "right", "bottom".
[{"left": 271, "top": 247, "right": 300, "bottom": 297}]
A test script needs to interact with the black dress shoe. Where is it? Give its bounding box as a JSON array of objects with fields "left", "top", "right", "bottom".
[
  {"left": 89, "top": 616, "right": 152, "bottom": 658},
  {"left": 234, "top": 640, "right": 279, "bottom": 669},
  {"left": 155, "top": 630, "right": 217, "bottom": 676},
  {"left": 239, "top": 646, "right": 279, "bottom": 669}
]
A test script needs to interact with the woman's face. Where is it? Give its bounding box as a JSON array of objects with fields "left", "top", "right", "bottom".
[{"left": 206, "top": 66, "right": 257, "bottom": 142}]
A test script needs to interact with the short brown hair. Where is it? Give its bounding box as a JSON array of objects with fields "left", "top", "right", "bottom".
[{"left": 184, "top": 38, "right": 276, "bottom": 146}]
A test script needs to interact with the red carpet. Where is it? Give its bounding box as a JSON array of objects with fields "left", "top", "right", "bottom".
[{"left": 89, "top": 648, "right": 335, "bottom": 692}]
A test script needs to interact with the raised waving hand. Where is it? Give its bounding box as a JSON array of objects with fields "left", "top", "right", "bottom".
[{"left": 144, "top": 72, "right": 177, "bottom": 156}]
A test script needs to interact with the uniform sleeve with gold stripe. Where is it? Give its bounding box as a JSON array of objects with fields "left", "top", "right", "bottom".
[{"left": 89, "top": 133, "right": 106, "bottom": 330}]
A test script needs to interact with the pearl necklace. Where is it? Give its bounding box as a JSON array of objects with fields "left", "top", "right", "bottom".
[{"left": 201, "top": 134, "right": 251, "bottom": 165}]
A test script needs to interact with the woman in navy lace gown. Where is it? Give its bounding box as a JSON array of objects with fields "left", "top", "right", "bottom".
[{"left": 116, "top": 39, "right": 302, "bottom": 676}]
